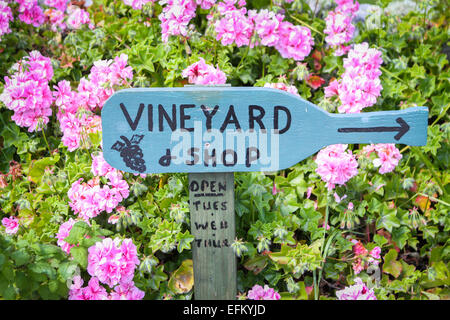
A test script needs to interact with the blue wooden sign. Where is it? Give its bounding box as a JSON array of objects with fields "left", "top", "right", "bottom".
[{"left": 101, "top": 87, "right": 428, "bottom": 173}]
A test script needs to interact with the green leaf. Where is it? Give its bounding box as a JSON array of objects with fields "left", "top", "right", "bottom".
[
  {"left": 376, "top": 208, "right": 401, "bottom": 233},
  {"left": 58, "top": 262, "right": 79, "bottom": 280},
  {"left": 71, "top": 246, "right": 88, "bottom": 269},
  {"left": 176, "top": 230, "right": 194, "bottom": 253},
  {"left": 243, "top": 255, "right": 269, "bottom": 275},
  {"left": 168, "top": 259, "right": 194, "bottom": 294},
  {"left": 382, "top": 249, "right": 403, "bottom": 278},
  {"left": 28, "top": 155, "right": 60, "bottom": 184},
  {"left": 29, "top": 262, "right": 56, "bottom": 280},
  {"left": 10, "top": 250, "right": 31, "bottom": 266},
  {"left": 64, "top": 221, "right": 91, "bottom": 245}
]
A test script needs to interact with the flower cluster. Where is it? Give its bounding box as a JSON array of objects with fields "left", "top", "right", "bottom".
[
  {"left": 0, "top": 1, "right": 13, "bottom": 40},
  {"left": 44, "top": 0, "right": 68, "bottom": 12},
  {"left": 17, "top": 0, "right": 46, "bottom": 27},
  {"left": 87, "top": 238, "right": 140, "bottom": 287},
  {"left": 196, "top": 0, "right": 216, "bottom": 10},
  {"left": 2, "top": 216, "right": 19, "bottom": 235},
  {"left": 350, "top": 239, "right": 381, "bottom": 274},
  {"left": 264, "top": 82, "right": 299, "bottom": 96},
  {"left": 69, "top": 276, "right": 145, "bottom": 300},
  {"left": 324, "top": 8, "right": 355, "bottom": 56},
  {"left": 68, "top": 156, "right": 130, "bottom": 221},
  {"left": 0, "top": 51, "right": 53, "bottom": 132},
  {"left": 215, "top": 5, "right": 253, "bottom": 47},
  {"left": 335, "top": 277, "right": 377, "bottom": 300},
  {"left": 315, "top": 144, "right": 358, "bottom": 190},
  {"left": 182, "top": 58, "right": 227, "bottom": 85},
  {"left": 123, "top": 0, "right": 155, "bottom": 10},
  {"left": 66, "top": 5, "right": 91, "bottom": 29},
  {"left": 325, "top": 42, "right": 383, "bottom": 113},
  {"left": 54, "top": 54, "right": 132, "bottom": 151},
  {"left": 213, "top": 3, "right": 314, "bottom": 61},
  {"left": 8, "top": 0, "right": 91, "bottom": 32},
  {"left": 362, "top": 143, "right": 402, "bottom": 174},
  {"left": 159, "top": 0, "right": 197, "bottom": 42},
  {"left": 247, "top": 284, "right": 281, "bottom": 300}
]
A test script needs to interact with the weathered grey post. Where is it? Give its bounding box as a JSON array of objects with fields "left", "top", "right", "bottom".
[{"left": 188, "top": 172, "right": 236, "bottom": 300}]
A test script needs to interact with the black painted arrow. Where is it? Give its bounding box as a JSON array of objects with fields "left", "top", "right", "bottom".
[{"left": 337, "top": 117, "right": 410, "bottom": 141}]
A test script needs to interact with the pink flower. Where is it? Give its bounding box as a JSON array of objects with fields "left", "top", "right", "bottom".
[
  {"left": 44, "top": 8, "right": 66, "bottom": 31},
  {"left": 2, "top": 216, "right": 19, "bottom": 234},
  {"left": 249, "top": 9, "right": 284, "bottom": 47},
  {"left": 123, "top": 0, "right": 155, "bottom": 10},
  {"left": 110, "top": 281, "right": 145, "bottom": 300},
  {"left": 83, "top": 277, "right": 109, "bottom": 300},
  {"left": 0, "top": 51, "right": 54, "bottom": 132},
  {"left": 56, "top": 218, "right": 77, "bottom": 254},
  {"left": 264, "top": 82, "right": 299, "bottom": 96},
  {"left": 368, "top": 246, "right": 381, "bottom": 266},
  {"left": 372, "top": 144, "right": 402, "bottom": 174},
  {"left": 44, "top": 0, "right": 68, "bottom": 11},
  {"left": 324, "top": 43, "right": 383, "bottom": 114},
  {"left": 66, "top": 5, "right": 91, "bottom": 29},
  {"left": 215, "top": 9, "right": 254, "bottom": 47},
  {"left": 306, "top": 187, "right": 313, "bottom": 199},
  {"left": 158, "top": 0, "right": 197, "bottom": 42},
  {"left": 196, "top": 0, "right": 216, "bottom": 9},
  {"left": 182, "top": 58, "right": 227, "bottom": 85},
  {"left": 335, "top": 0, "right": 359, "bottom": 16},
  {"left": 369, "top": 246, "right": 381, "bottom": 259},
  {"left": 324, "top": 9, "right": 355, "bottom": 56},
  {"left": 336, "top": 278, "right": 377, "bottom": 300},
  {"left": 91, "top": 152, "right": 116, "bottom": 177},
  {"left": 17, "top": 1, "right": 45, "bottom": 27},
  {"left": 352, "top": 240, "right": 368, "bottom": 256},
  {"left": 315, "top": 144, "right": 358, "bottom": 190},
  {"left": 87, "top": 238, "right": 140, "bottom": 287},
  {"left": 108, "top": 214, "right": 121, "bottom": 225},
  {"left": 275, "top": 21, "right": 314, "bottom": 61},
  {"left": 0, "top": 1, "right": 13, "bottom": 41},
  {"left": 247, "top": 284, "right": 280, "bottom": 300},
  {"left": 334, "top": 192, "right": 347, "bottom": 203},
  {"left": 347, "top": 202, "right": 354, "bottom": 211}
]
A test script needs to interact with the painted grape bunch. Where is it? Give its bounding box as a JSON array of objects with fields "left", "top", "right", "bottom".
[{"left": 111, "top": 135, "right": 146, "bottom": 173}]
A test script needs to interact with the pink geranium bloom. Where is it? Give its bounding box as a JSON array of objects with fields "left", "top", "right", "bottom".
[
  {"left": 182, "top": 58, "right": 227, "bottom": 85},
  {"left": 336, "top": 278, "right": 377, "bottom": 300},
  {"left": 2, "top": 216, "right": 19, "bottom": 234},
  {"left": 264, "top": 82, "right": 299, "bottom": 96},
  {"left": 372, "top": 144, "right": 402, "bottom": 174},
  {"left": 0, "top": 1, "right": 13, "bottom": 40},
  {"left": 87, "top": 238, "right": 140, "bottom": 288},
  {"left": 247, "top": 284, "right": 280, "bottom": 300},
  {"left": 315, "top": 144, "right": 358, "bottom": 190}
]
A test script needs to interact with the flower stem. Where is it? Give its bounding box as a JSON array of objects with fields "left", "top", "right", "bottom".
[
  {"left": 288, "top": 14, "right": 323, "bottom": 36},
  {"left": 411, "top": 147, "right": 445, "bottom": 195},
  {"left": 41, "top": 127, "right": 51, "bottom": 155}
]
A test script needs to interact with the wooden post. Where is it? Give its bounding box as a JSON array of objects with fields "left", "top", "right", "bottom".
[
  {"left": 186, "top": 84, "right": 236, "bottom": 300},
  {"left": 189, "top": 172, "right": 236, "bottom": 300}
]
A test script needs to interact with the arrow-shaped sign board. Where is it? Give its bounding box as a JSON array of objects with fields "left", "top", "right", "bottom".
[{"left": 101, "top": 87, "right": 428, "bottom": 173}]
